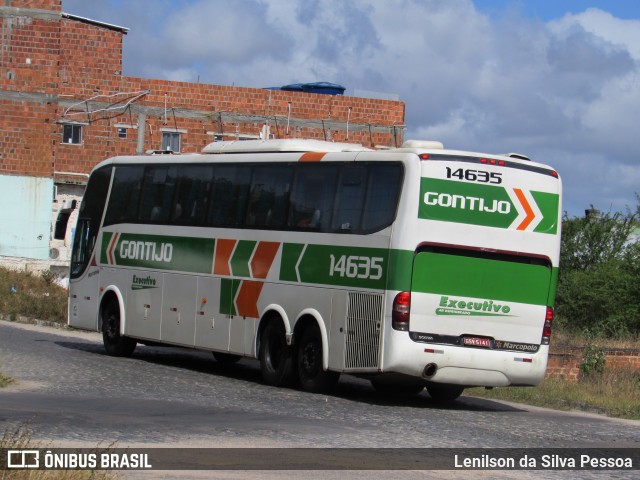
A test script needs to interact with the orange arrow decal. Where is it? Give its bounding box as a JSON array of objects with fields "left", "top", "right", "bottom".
[
  {"left": 514, "top": 188, "right": 535, "bottom": 231},
  {"left": 235, "top": 280, "right": 263, "bottom": 318},
  {"left": 213, "top": 238, "right": 236, "bottom": 276},
  {"left": 107, "top": 232, "right": 120, "bottom": 265},
  {"left": 299, "top": 152, "right": 326, "bottom": 162},
  {"left": 250, "top": 241, "right": 280, "bottom": 279}
]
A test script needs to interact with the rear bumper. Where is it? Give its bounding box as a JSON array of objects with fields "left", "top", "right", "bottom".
[{"left": 381, "top": 329, "right": 549, "bottom": 387}]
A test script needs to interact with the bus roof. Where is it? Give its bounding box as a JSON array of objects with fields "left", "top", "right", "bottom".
[{"left": 202, "top": 138, "right": 373, "bottom": 154}]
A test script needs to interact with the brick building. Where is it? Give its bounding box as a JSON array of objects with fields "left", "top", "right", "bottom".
[{"left": 0, "top": 0, "right": 406, "bottom": 274}]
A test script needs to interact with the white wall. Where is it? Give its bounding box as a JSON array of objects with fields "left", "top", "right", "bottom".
[{"left": 0, "top": 175, "right": 54, "bottom": 260}]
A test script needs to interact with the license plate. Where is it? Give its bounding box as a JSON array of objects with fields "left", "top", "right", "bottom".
[{"left": 463, "top": 336, "right": 491, "bottom": 348}]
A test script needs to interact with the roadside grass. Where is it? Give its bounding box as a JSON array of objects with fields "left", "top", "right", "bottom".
[
  {"left": 0, "top": 266, "right": 639, "bottom": 419},
  {"left": 0, "top": 266, "right": 67, "bottom": 325},
  {"left": 0, "top": 424, "right": 118, "bottom": 479},
  {"left": 467, "top": 368, "right": 640, "bottom": 420},
  {"left": 553, "top": 329, "right": 640, "bottom": 350},
  {"left": 0, "top": 370, "right": 13, "bottom": 388}
]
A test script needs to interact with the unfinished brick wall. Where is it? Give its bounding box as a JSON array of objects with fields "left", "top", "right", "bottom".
[
  {"left": 53, "top": 79, "right": 405, "bottom": 176},
  {"left": 0, "top": 2, "right": 61, "bottom": 177},
  {"left": 58, "top": 17, "right": 124, "bottom": 90},
  {"left": 6, "top": 0, "right": 61, "bottom": 10},
  {"left": 546, "top": 346, "right": 640, "bottom": 381},
  {"left": 1, "top": 0, "right": 405, "bottom": 181},
  {"left": 0, "top": 10, "right": 61, "bottom": 93}
]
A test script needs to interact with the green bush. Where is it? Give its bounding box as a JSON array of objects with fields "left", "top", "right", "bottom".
[
  {"left": 556, "top": 258, "right": 639, "bottom": 337},
  {"left": 579, "top": 334, "right": 607, "bottom": 377},
  {"left": 555, "top": 198, "right": 639, "bottom": 338}
]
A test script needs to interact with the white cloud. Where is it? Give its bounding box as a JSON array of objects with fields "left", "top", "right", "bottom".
[
  {"left": 161, "top": 0, "right": 292, "bottom": 64},
  {"left": 549, "top": 8, "right": 640, "bottom": 61}
]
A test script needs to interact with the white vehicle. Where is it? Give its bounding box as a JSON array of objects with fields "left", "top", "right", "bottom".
[{"left": 69, "top": 138, "right": 562, "bottom": 401}]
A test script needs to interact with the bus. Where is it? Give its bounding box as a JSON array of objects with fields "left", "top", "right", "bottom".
[{"left": 68, "top": 138, "right": 562, "bottom": 401}]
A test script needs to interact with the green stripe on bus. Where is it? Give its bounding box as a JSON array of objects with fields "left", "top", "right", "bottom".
[
  {"left": 548, "top": 267, "right": 559, "bottom": 307},
  {"left": 230, "top": 240, "right": 256, "bottom": 278},
  {"left": 411, "top": 252, "right": 551, "bottom": 305},
  {"left": 386, "top": 249, "right": 413, "bottom": 292},
  {"left": 220, "top": 278, "right": 240, "bottom": 315},
  {"left": 531, "top": 191, "right": 559, "bottom": 234},
  {"left": 280, "top": 243, "right": 305, "bottom": 282},
  {"left": 100, "top": 232, "right": 215, "bottom": 273},
  {"left": 419, "top": 178, "right": 560, "bottom": 234},
  {"left": 419, "top": 178, "right": 516, "bottom": 228},
  {"left": 279, "top": 243, "right": 389, "bottom": 289}
]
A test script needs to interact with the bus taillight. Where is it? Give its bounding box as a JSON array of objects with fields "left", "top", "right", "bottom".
[
  {"left": 542, "top": 307, "right": 554, "bottom": 345},
  {"left": 392, "top": 292, "right": 411, "bottom": 331}
]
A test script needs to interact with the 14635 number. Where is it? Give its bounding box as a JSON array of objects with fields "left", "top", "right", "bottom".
[
  {"left": 329, "top": 255, "right": 383, "bottom": 280},
  {"left": 446, "top": 167, "right": 502, "bottom": 184}
]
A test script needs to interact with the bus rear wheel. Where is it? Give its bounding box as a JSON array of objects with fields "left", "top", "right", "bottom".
[
  {"left": 212, "top": 352, "right": 242, "bottom": 364},
  {"left": 102, "top": 299, "right": 136, "bottom": 357},
  {"left": 426, "top": 384, "right": 464, "bottom": 403},
  {"left": 296, "top": 324, "right": 339, "bottom": 393},
  {"left": 371, "top": 377, "right": 425, "bottom": 396},
  {"left": 259, "top": 321, "right": 294, "bottom": 386}
]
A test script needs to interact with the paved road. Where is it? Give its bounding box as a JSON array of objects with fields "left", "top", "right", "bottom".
[{"left": 1, "top": 320, "right": 638, "bottom": 478}]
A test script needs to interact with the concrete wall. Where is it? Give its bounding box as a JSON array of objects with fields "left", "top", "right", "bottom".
[{"left": 0, "top": 174, "right": 53, "bottom": 259}]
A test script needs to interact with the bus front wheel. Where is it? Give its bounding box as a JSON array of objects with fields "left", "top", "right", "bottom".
[
  {"left": 296, "top": 324, "right": 339, "bottom": 393},
  {"left": 259, "top": 321, "right": 294, "bottom": 386},
  {"left": 102, "top": 299, "right": 136, "bottom": 357}
]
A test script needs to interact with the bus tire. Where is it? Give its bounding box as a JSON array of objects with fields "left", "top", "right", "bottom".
[
  {"left": 212, "top": 352, "right": 242, "bottom": 364},
  {"left": 296, "top": 323, "right": 339, "bottom": 393},
  {"left": 102, "top": 299, "right": 136, "bottom": 357},
  {"left": 426, "top": 384, "right": 464, "bottom": 403},
  {"left": 259, "top": 321, "right": 294, "bottom": 386},
  {"left": 371, "top": 377, "right": 424, "bottom": 396}
]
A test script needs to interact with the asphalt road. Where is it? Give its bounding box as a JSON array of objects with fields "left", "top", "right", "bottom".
[{"left": 1, "top": 320, "right": 638, "bottom": 479}]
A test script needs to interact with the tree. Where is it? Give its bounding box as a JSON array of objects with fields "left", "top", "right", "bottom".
[
  {"left": 555, "top": 198, "right": 639, "bottom": 337},
  {"left": 560, "top": 207, "right": 636, "bottom": 273}
]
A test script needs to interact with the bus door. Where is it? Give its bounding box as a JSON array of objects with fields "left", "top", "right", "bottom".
[
  {"left": 69, "top": 216, "right": 102, "bottom": 331},
  {"left": 409, "top": 250, "right": 553, "bottom": 351},
  {"left": 68, "top": 166, "right": 112, "bottom": 331}
]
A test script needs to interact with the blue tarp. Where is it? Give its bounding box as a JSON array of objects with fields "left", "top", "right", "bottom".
[{"left": 278, "top": 82, "right": 346, "bottom": 95}]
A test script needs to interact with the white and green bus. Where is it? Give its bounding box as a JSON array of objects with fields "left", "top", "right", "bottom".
[{"left": 68, "top": 138, "right": 561, "bottom": 401}]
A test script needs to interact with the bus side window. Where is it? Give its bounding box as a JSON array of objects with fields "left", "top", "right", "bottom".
[
  {"left": 246, "top": 165, "right": 293, "bottom": 228},
  {"left": 171, "top": 165, "right": 214, "bottom": 226},
  {"left": 332, "top": 165, "right": 366, "bottom": 232},
  {"left": 103, "top": 166, "right": 144, "bottom": 226},
  {"left": 288, "top": 164, "right": 337, "bottom": 231},
  {"left": 138, "top": 166, "right": 178, "bottom": 224},
  {"left": 361, "top": 164, "right": 403, "bottom": 232},
  {"left": 209, "top": 165, "right": 251, "bottom": 228}
]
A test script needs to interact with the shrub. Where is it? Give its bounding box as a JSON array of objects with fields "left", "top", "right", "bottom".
[{"left": 0, "top": 267, "right": 68, "bottom": 324}]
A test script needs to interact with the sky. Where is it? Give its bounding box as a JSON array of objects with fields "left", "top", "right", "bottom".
[{"left": 62, "top": 0, "right": 640, "bottom": 217}]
